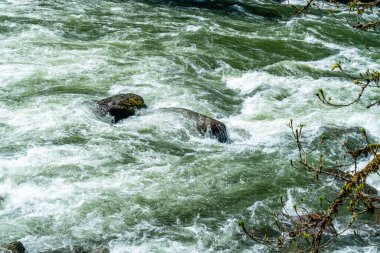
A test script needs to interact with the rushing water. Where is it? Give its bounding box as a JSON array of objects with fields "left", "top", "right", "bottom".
[{"left": 0, "top": 0, "right": 380, "bottom": 252}]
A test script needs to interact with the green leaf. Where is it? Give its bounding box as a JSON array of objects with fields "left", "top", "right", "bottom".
[{"left": 331, "top": 62, "right": 341, "bottom": 71}]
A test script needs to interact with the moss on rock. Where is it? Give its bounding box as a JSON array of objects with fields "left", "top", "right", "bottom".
[
  {"left": 1, "top": 241, "right": 26, "bottom": 253},
  {"left": 96, "top": 94, "right": 147, "bottom": 123}
]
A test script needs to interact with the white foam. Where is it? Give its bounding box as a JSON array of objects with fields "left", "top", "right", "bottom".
[
  {"left": 184, "top": 25, "right": 201, "bottom": 32},
  {"left": 223, "top": 62, "right": 380, "bottom": 145},
  {"left": 0, "top": 64, "right": 39, "bottom": 88},
  {"left": 0, "top": 1, "right": 379, "bottom": 252},
  {"left": 331, "top": 246, "right": 379, "bottom": 253},
  {"left": 225, "top": 71, "right": 273, "bottom": 95}
]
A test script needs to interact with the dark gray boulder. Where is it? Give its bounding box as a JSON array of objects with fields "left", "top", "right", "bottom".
[
  {"left": 161, "top": 108, "right": 229, "bottom": 143},
  {"left": 96, "top": 93, "right": 147, "bottom": 123},
  {"left": 0, "top": 241, "right": 26, "bottom": 253}
]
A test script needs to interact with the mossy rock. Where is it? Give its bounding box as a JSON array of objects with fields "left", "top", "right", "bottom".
[
  {"left": 161, "top": 107, "right": 229, "bottom": 143},
  {"left": 96, "top": 94, "right": 147, "bottom": 123},
  {"left": 0, "top": 241, "right": 26, "bottom": 253}
]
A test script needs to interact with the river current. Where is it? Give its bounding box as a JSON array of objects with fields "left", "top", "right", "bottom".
[{"left": 0, "top": 0, "right": 380, "bottom": 252}]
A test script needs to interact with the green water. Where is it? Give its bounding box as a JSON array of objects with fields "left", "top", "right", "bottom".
[{"left": 0, "top": 0, "right": 379, "bottom": 252}]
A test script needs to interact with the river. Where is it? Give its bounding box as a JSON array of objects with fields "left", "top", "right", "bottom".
[{"left": 0, "top": 0, "right": 380, "bottom": 252}]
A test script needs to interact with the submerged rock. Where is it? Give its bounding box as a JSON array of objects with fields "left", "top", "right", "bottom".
[
  {"left": 310, "top": 125, "right": 372, "bottom": 152},
  {"left": 41, "top": 245, "right": 109, "bottom": 253},
  {"left": 96, "top": 93, "right": 147, "bottom": 123},
  {"left": 161, "top": 108, "right": 229, "bottom": 143},
  {"left": 0, "top": 241, "right": 26, "bottom": 253}
]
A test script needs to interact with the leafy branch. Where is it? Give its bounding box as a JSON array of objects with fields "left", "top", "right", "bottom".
[
  {"left": 241, "top": 120, "right": 380, "bottom": 252},
  {"left": 291, "top": 0, "right": 380, "bottom": 30},
  {"left": 316, "top": 63, "right": 380, "bottom": 108}
]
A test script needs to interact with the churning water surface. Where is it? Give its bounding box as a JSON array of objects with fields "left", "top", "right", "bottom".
[{"left": 0, "top": 0, "right": 380, "bottom": 252}]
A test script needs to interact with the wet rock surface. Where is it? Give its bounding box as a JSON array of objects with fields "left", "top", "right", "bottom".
[
  {"left": 96, "top": 93, "right": 147, "bottom": 123},
  {"left": 160, "top": 107, "right": 229, "bottom": 143},
  {"left": 0, "top": 241, "right": 25, "bottom": 253}
]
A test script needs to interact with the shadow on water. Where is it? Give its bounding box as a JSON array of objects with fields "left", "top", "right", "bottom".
[{"left": 116, "top": 0, "right": 294, "bottom": 19}]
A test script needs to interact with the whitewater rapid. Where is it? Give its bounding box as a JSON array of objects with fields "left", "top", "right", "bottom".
[{"left": 0, "top": 0, "right": 379, "bottom": 252}]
